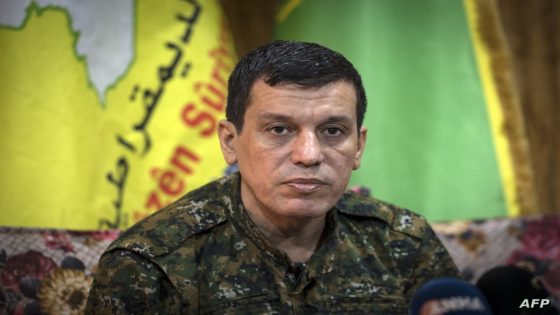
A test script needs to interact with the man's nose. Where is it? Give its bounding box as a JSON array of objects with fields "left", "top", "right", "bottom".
[{"left": 290, "top": 131, "right": 324, "bottom": 167}]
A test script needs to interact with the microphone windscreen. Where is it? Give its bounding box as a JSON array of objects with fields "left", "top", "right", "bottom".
[
  {"left": 410, "top": 277, "right": 493, "bottom": 315},
  {"left": 476, "top": 265, "right": 559, "bottom": 315}
]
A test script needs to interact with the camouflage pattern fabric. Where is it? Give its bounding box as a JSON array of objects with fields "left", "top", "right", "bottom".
[{"left": 85, "top": 172, "right": 459, "bottom": 314}]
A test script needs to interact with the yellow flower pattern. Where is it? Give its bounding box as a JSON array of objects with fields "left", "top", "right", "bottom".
[{"left": 38, "top": 268, "right": 93, "bottom": 315}]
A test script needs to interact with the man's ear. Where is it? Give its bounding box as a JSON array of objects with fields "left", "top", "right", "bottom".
[
  {"left": 218, "top": 120, "right": 238, "bottom": 165},
  {"left": 353, "top": 126, "right": 367, "bottom": 170}
]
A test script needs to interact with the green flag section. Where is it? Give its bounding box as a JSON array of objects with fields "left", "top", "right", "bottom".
[
  {"left": 276, "top": 0, "right": 508, "bottom": 222},
  {"left": 0, "top": 0, "right": 236, "bottom": 230}
]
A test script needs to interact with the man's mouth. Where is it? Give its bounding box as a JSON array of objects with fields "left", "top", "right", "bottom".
[{"left": 284, "top": 178, "right": 327, "bottom": 193}]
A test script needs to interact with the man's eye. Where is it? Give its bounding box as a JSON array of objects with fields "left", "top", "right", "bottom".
[
  {"left": 270, "top": 126, "right": 289, "bottom": 134},
  {"left": 324, "top": 127, "right": 344, "bottom": 136}
]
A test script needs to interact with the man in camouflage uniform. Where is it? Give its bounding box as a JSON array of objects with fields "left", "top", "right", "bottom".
[{"left": 86, "top": 40, "right": 458, "bottom": 314}]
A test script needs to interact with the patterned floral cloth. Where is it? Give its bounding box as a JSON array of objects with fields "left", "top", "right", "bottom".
[
  {"left": 1, "top": 214, "right": 559, "bottom": 314},
  {"left": 432, "top": 215, "right": 560, "bottom": 303},
  {"left": 0, "top": 228, "right": 119, "bottom": 315}
]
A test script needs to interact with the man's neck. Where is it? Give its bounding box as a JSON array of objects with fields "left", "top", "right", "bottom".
[{"left": 244, "top": 206, "right": 327, "bottom": 264}]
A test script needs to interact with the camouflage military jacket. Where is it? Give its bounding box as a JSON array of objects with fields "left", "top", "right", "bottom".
[{"left": 86, "top": 172, "right": 458, "bottom": 314}]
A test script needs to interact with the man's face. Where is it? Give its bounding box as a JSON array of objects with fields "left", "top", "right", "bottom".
[{"left": 218, "top": 79, "right": 367, "bottom": 222}]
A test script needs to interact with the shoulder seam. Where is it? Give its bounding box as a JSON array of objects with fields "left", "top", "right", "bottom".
[{"left": 336, "top": 192, "right": 427, "bottom": 239}]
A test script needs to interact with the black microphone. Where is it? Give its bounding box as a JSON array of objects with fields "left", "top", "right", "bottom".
[
  {"left": 410, "top": 277, "right": 493, "bottom": 315},
  {"left": 476, "top": 265, "right": 559, "bottom": 315}
]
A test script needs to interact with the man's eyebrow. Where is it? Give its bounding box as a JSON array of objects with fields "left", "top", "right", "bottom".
[
  {"left": 256, "top": 113, "right": 292, "bottom": 122},
  {"left": 256, "top": 113, "right": 354, "bottom": 125},
  {"left": 323, "top": 115, "right": 353, "bottom": 124}
]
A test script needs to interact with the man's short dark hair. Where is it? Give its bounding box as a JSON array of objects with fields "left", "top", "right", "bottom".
[{"left": 226, "top": 40, "right": 367, "bottom": 132}]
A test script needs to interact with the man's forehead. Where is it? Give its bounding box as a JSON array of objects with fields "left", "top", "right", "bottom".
[
  {"left": 251, "top": 78, "right": 355, "bottom": 95},
  {"left": 248, "top": 79, "right": 357, "bottom": 107},
  {"left": 244, "top": 82, "right": 357, "bottom": 128}
]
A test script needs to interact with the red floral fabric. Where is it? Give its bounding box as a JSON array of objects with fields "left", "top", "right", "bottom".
[
  {"left": 433, "top": 215, "right": 560, "bottom": 302},
  {"left": 1, "top": 251, "right": 56, "bottom": 292},
  {"left": 507, "top": 216, "right": 560, "bottom": 297},
  {"left": 0, "top": 228, "right": 118, "bottom": 315}
]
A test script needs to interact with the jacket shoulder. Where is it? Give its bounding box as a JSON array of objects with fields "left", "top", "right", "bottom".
[
  {"left": 336, "top": 191, "right": 429, "bottom": 239},
  {"left": 106, "top": 176, "right": 234, "bottom": 259}
]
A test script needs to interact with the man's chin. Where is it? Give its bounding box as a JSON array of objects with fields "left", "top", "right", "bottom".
[{"left": 276, "top": 199, "right": 334, "bottom": 219}]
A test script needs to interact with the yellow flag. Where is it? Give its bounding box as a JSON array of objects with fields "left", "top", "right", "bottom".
[{"left": 0, "top": 0, "right": 236, "bottom": 229}]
